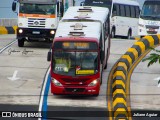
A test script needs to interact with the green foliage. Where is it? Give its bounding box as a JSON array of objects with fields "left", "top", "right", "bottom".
[{"left": 142, "top": 47, "right": 160, "bottom": 67}]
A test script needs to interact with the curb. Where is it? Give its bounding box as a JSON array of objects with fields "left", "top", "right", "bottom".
[
  {"left": 0, "top": 26, "right": 17, "bottom": 34},
  {"left": 109, "top": 35, "right": 160, "bottom": 120}
]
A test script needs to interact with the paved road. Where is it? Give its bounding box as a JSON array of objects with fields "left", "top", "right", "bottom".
[{"left": 0, "top": 35, "right": 159, "bottom": 120}]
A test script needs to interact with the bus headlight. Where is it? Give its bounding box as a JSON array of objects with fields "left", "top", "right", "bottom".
[
  {"left": 52, "top": 78, "right": 62, "bottom": 86},
  {"left": 50, "top": 30, "right": 55, "bottom": 35},
  {"left": 88, "top": 79, "right": 98, "bottom": 86},
  {"left": 19, "top": 29, "right": 23, "bottom": 33}
]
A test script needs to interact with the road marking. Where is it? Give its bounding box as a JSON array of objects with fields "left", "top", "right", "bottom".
[
  {"left": 0, "top": 39, "right": 17, "bottom": 54},
  {"left": 158, "top": 82, "right": 160, "bottom": 87},
  {"left": 38, "top": 67, "right": 50, "bottom": 120},
  {"left": 154, "top": 77, "right": 160, "bottom": 87},
  {"left": 7, "top": 70, "right": 20, "bottom": 81},
  {"left": 154, "top": 77, "right": 160, "bottom": 81}
]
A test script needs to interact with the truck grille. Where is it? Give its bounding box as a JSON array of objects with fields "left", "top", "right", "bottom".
[{"left": 28, "top": 18, "right": 46, "bottom": 28}]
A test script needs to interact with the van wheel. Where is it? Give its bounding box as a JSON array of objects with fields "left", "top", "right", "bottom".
[
  {"left": 127, "top": 30, "right": 132, "bottom": 39},
  {"left": 111, "top": 28, "right": 115, "bottom": 38},
  {"left": 18, "top": 39, "right": 24, "bottom": 47}
]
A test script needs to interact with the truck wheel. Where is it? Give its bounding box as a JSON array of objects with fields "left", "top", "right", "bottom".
[{"left": 18, "top": 39, "right": 24, "bottom": 47}]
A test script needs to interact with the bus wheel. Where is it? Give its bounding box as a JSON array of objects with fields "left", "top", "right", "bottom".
[
  {"left": 18, "top": 39, "right": 24, "bottom": 47},
  {"left": 111, "top": 28, "right": 115, "bottom": 38},
  {"left": 127, "top": 30, "right": 132, "bottom": 39}
]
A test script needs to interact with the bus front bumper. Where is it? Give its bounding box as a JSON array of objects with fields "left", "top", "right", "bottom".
[{"left": 51, "top": 84, "right": 100, "bottom": 96}]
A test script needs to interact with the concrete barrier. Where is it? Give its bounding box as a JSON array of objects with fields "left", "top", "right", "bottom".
[
  {"left": 0, "top": 19, "right": 17, "bottom": 35},
  {"left": 108, "top": 35, "right": 160, "bottom": 120},
  {"left": 0, "top": 26, "right": 17, "bottom": 34}
]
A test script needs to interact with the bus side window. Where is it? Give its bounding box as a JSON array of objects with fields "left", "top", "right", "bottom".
[
  {"left": 104, "top": 16, "right": 109, "bottom": 39},
  {"left": 135, "top": 6, "right": 140, "bottom": 18},
  {"left": 115, "top": 4, "right": 120, "bottom": 16},
  {"left": 125, "top": 5, "right": 131, "bottom": 17},
  {"left": 130, "top": 6, "right": 136, "bottom": 18},
  {"left": 112, "top": 4, "right": 117, "bottom": 17},
  {"left": 120, "top": 4, "right": 125, "bottom": 17}
]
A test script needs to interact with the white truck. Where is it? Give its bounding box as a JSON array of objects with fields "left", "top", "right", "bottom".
[{"left": 12, "top": 0, "right": 65, "bottom": 47}]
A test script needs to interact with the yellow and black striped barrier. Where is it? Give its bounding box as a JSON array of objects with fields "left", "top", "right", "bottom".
[
  {"left": 108, "top": 35, "right": 160, "bottom": 120},
  {"left": 0, "top": 26, "right": 17, "bottom": 34}
]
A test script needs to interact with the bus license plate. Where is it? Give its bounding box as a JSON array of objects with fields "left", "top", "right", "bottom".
[
  {"left": 149, "top": 28, "right": 155, "bottom": 32},
  {"left": 32, "top": 31, "right": 40, "bottom": 34}
]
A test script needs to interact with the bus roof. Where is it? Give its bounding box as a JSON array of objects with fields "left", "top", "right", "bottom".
[
  {"left": 55, "top": 21, "right": 101, "bottom": 42},
  {"left": 18, "top": 0, "right": 56, "bottom": 4},
  {"left": 61, "top": 6, "right": 109, "bottom": 24},
  {"left": 112, "top": 0, "right": 139, "bottom": 6}
]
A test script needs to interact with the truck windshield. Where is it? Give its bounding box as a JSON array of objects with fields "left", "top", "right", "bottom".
[
  {"left": 19, "top": 3, "right": 56, "bottom": 15},
  {"left": 52, "top": 51, "right": 98, "bottom": 76},
  {"left": 140, "top": 1, "right": 160, "bottom": 20}
]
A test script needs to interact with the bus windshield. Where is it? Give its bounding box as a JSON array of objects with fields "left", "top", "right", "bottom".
[
  {"left": 52, "top": 41, "right": 98, "bottom": 76},
  {"left": 19, "top": 3, "right": 56, "bottom": 15},
  {"left": 140, "top": 1, "right": 160, "bottom": 20},
  {"left": 83, "top": 0, "right": 112, "bottom": 10}
]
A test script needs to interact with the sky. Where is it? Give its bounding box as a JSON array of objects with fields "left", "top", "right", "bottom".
[
  {"left": 0, "top": 0, "right": 17, "bottom": 18},
  {"left": 0, "top": 0, "right": 145, "bottom": 18}
]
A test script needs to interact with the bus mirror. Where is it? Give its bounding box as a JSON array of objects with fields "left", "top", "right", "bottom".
[
  {"left": 12, "top": 1, "right": 16, "bottom": 12},
  {"left": 47, "top": 51, "right": 52, "bottom": 61},
  {"left": 80, "top": 2, "right": 85, "bottom": 6},
  {"left": 100, "top": 51, "right": 104, "bottom": 63},
  {"left": 57, "top": 2, "right": 64, "bottom": 17}
]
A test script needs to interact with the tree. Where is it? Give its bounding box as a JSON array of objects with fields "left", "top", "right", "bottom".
[{"left": 142, "top": 47, "right": 160, "bottom": 67}]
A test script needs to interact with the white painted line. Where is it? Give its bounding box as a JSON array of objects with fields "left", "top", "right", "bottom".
[
  {"left": 154, "top": 77, "right": 160, "bottom": 81},
  {"left": 8, "top": 70, "right": 20, "bottom": 81},
  {"left": 158, "top": 80, "right": 160, "bottom": 88},
  {"left": 38, "top": 67, "right": 50, "bottom": 120},
  {"left": 0, "top": 39, "right": 17, "bottom": 54}
]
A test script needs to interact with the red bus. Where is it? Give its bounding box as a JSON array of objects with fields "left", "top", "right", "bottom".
[{"left": 47, "top": 6, "right": 110, "bottom": 96}]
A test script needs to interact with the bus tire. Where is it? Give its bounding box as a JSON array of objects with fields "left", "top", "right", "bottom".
[
  {"left": 111, "top": 28, "right": 115, "bottom": 38},
  {"left": 127, "top": 30, "right": 132, "bottom": 39},
  {"left": 18, "top": 39, "right": 24, "bottom": 47}
]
